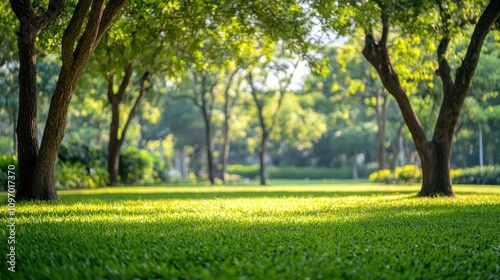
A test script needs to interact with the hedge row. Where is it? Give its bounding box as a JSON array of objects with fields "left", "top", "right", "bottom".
[
  {"left": 227, "top": 164, "right": 377, "bottom": 180},
  {"left": 369, "top": 165, "right": 500, "bottom": 185},
  {"left": 451, "top": 166, "right": 500, "bottom": 185},
  {"left": 0, "top": 154, "right": 108, "bottom": 190}
]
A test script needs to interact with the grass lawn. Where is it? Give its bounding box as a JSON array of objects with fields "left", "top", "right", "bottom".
[{"left": 1, "top": 182, "right": 500, "bottom": 279}]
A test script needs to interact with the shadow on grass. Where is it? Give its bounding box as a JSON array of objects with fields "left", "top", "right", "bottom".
[{"left": 56, "top": 190, "right": 418, "bottom": 203}]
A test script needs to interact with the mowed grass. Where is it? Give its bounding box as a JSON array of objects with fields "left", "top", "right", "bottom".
[{"left": 1, "top": 183, "right": 500, "bottom": 279}]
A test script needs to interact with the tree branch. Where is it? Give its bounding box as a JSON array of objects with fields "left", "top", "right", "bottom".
[
  {"left": 61, "top": 0, "right": 93, "bottom": 65},
  {"left": 34, "top": 0, "right": 66, "bottom": 30},
  {"left": 119, "top": 71, "right": 149, "bottom": 144},
  {"left": 455, "top": 0, "right": 500, "bottom": 97},
  {"left": 73, "top": 0, "right": 105, "bottom": 66}
]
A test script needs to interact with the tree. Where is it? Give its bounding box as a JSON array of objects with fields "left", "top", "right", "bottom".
[
  {"left": 317, "top": 0, "right": 500, "bottom": 196},
  {"left": 220, "top": 68, "right": 241, "bottom": 184},
  {"left": 10, "top": 0, "right": 128, "bottom": 200},
  {"left": 246, "top": 46, "right": 300, "bottom": 185}
]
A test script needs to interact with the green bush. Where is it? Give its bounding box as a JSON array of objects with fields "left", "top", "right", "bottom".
[
  {"left": 395, "top": 165, "right": 422, "bottom": 183},
  {"left": 227, "top": 165, "right": 259, "bottom": 178},
  {"left": 451, "top": 166, "right": 500, "bottom": 185},
  {"left": 370, "top": 165, "right": 500, "bottom": 185},
  {"left": 58, "top": 141, "right": 104, "bottom": 166},
  {"left": 369, "top": 165, "right": 422, "bottom": 184},
  {"left": 119, "top": 147, "right": 167, "bottom": 185},
  {"left": 0, "top": 154, "right": 18, "bottom": 191},
  {"left": 368, "top": 169, "right": 394, "bottom": 184},
  {"left": 55, "top": 162, "right": 108, "bottom": 190}
]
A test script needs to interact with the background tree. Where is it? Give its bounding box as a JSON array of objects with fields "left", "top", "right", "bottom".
[{"left": 246, "top": 44, "right": 301, "bottom": 185}]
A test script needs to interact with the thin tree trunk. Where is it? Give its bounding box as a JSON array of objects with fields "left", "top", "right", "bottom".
[
  {"left": 106, "top": 68, "right": 149, "bottom": 186},
  {"left": 220, "top": 69, "right": 238, "bottom": 184},
  {"left": 202, "top": 108, "right": 215, "bottom": 184},
  {"left": 352, "top": 152, "right": 358, "bottom": 179},
  {"left": 259, "top": 133, "right": 269, "bottom": 185},
  {"left": 221, "top": 111, "right": 230, "bottom": 183},
  {"left": 108, "top": 101, "right": 121, "bottom": 186},
  {"left": 375, "top": 89, "right": 389, "bottom": 170}
]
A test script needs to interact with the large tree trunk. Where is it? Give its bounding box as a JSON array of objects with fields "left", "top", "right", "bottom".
[
  {"left": 32, "top": 66, "right": 81, "bottom": 200},
  {"left": 14, "top": 23, "right": 41, "bottom": 200},
  {"left": 418, "top": 141, "right": 454, "bottom": 197}
]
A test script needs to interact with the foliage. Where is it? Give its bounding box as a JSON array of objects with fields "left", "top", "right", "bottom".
[
  {"left": 369, "top": 165, "right": 422, "bottom": 184},
  {"left": 451, "top": 166, "right": 500, "bottom": 185},
  {"left": 119, "top": 147, "right": 167, "bottom": 185},
  {"left": 0, "top": 154, "right": 17, "bottom": 191},
  {"left": 58, "top": 141, "right": 105, "bottom": 167},
  {"left": 371, "top": 165, "right": 500, "bottom": 185},
  {"left": 368, "top": 169, "right": 394, "bottom": 184},
  {"left": 55, "top": 162, "right": 108, "bottom": 190},
  {"left": 1, "top": 185, "right": 499, "bottom": 279}
]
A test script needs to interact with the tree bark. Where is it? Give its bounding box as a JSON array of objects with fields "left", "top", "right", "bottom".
[
  {"left": 362, "top": 1, "right": 500, "bottom": 197},
  {"left": 11, "top": 106, "right": 18, "bottom": 155},
  {"left": 14, "top": 23, "right": 40, "bottom": 199},
  {"left": 10, "top": 0, "right": 65, "bottom": 200},
  {"left": 12, "top": 0, "right": 127, "bottom": 200}
]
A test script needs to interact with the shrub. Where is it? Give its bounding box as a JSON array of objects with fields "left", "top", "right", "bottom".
[
  {"left": 55, "top": 162, "right": 108, "bottom": 190},
  {"left": 225, "top": 173, "right": 242, "bottom": 184},
  {"left": 451, "top": 166, "right": 500, "bottom": 185},
  {"left": 58, "top": 141, "right": 104, "bottom": 166},
  {"left": 369, "top": 165, "right": 421, "bottom": 184},
  {"left": 370, "top": 165, "right": 500, "bottom": 185},
  {"left": 395, "top": 165, "right": 422, "bottom": 184},
  {"left": 227, "top": 165, "right": 259, "bottom": 178},
  {"left": 0, "top": 154, "right": 18, "bottom": 191},
  {"left": 119, "top": 147, "right": 167, "bottom": 185},
  {"left": 368, "top": 169, "right": 394, "bottom": 184}
]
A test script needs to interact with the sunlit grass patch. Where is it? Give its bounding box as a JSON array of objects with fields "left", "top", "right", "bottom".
[{"left": 1, "top": 184, "right": 500, "bottom": 279}]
